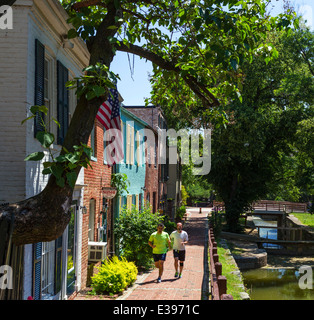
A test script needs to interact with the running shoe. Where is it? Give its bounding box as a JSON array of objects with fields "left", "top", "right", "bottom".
[{"left": 157, "top": 277, "right": 161, "bottom": 283}]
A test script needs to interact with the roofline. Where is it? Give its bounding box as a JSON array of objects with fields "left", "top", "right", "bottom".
[
  {"left": 120, "top": 107, "right": 158, "bottom": 134},
  {"left": 123, "top": 105, "right": 156, "bottom": 109},
  {"left": 121, "top": 106, "right": 149, "bottom": 127}
]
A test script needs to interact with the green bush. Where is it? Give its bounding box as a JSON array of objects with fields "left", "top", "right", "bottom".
[
  {"left": 114, "top": 203, "right": 164, "bottom": 269},
  {"left": 91, "top": 256, "right": 138, "bottom": 294},
  {"left": 163, "top": 216, "right": 176, "bottom": 233},
  {"left": 181, "top": 185, "right": 188, "bottom": 206},
  {"left": 176, "top": 205, "right": 186, "bottom": 221}
]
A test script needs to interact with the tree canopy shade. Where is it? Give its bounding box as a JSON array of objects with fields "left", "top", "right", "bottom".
[
  {"left": 208, "top": 28, "right": 314, "bottom": 232},
  {"left": 0, "top": 0, "right": 296, "bottom": 245}
]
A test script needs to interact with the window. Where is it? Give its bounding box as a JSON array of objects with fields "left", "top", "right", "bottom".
[
  {"left": 126, "top": 124, "right": 130, "bottom": 164},
  {"left": 136, "top": 131, "right": 141, "bottom": 166},
  {"left": 88, "top": 199, "right": 96, "bottom": 241},
  {"left": 57, "top": 61, "right": 69, "bottom": 145},
  {"left": 34, "top": 39, "right": 45, "bottom": 136},
  {"left": 34, "top": 40, "right": 74, "bottom": 144},
  {"left": 90, "top": 124, "right": 96, "bottom": 160},
  {"left": 121, "top": 120, "right": 125, "bottom": 164},
  {"left": 41, "top": 241, "right": 55, "bottom": 299},
  {"left": 154, "top": 141, "right": 157, "bottom": 168},
  {"left": 127, "top": 195, "right": 133, "bottom": 210},
  {"left": 44, "top": 58, "right": 51, "bottom": 131},
  {"left": 153, "top": 192, "right": 157, "bottom": 213},
  {"left": 130, "top": 126, "right": 134, "bottom": 165}
]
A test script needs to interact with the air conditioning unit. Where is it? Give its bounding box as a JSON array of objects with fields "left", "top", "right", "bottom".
[{"left": 88, "top": 241, "right": 107, "bottom": 263}]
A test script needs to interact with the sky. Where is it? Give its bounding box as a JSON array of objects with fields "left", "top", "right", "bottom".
[{"left": 110, "top": 0, "right": 314, "bottom": 106}]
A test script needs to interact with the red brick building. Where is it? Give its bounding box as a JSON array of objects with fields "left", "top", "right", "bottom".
[
  {"left": 144, "top": 126, "right": 159, "bottom": 213},
  {"left": 81, "top": 118, "right": 113, "bottom": 289}
]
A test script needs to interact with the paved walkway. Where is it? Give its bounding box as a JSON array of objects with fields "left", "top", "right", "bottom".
[{"left": 117, "top": 208, "right": 211, "bottom": 301}]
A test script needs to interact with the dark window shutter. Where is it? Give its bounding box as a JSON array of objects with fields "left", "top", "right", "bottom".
[
  {"left": 57, "top": 61, "right": 69, "bottom": 145},
  {"left": 33, "top": 242, "right": 42, "bottom": 300},
  {"left": 54, "top": 235, "right": 63, "bottom": 294},
  {"left": 34, "top": 39, "right": 45, "bottom": 136}
]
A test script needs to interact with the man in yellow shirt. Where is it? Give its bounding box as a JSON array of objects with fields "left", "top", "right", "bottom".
[{"left": 148, "top": 223, "right": 171, "bottom": 283}]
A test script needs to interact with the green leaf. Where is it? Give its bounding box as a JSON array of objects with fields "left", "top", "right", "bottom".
[
  {"left": 52, "top": 117, "right": 61, "bottom": 129},
  {"left": 66, "top": 171, "right": 77, "bottom": 189},
  {"left": 83, "top": 146, "right": 92, "bottom": 159},
  {"left": 36, "top": 131, "right": 55, "bottom": 148},
  {"left": 68, "top": 163, "right": 77, "bottom": 170},
  {"left": 93, "top": 86, "right": 106, "bottom": 97},
  {"left": 67, "top": 28, "right": 78, "bottom": 39},
  {"left": 56, "top": 177, "right": 65, "bottom": 188},
  {"left": 21, "top": 114, "right": 36, "bottom": 125},
  {"left": 107, "top": 25, "right": 118, "bottom": 30},
  {"left": 51, "top": 164, "right": 63, "bottom": 179},
  {"left": 24, "top": 152, "right": 45, "bottom": 161},
  {"left": 193, "top": 18, "right": 202, "bottom": 31},
  {"left": 86, "top": 90, "right": 97, "bottom": 100},
  {"left": 55, "top": 155, "right": 67, "bottom": 163},
  {"left": 230, "top": 58, "right": 238, "bottom": 71},
  {"left": 43, "top": 161, "right": 55, "bottom": 168},
  {"left": 30, "top": 105, "right": 48, "bottom": 116},
  {"left": 65, "top": 153, "right": 79, "bottom": 164},
  {"left": 42, "top": 168, "right": 52, "bottom": 175}
]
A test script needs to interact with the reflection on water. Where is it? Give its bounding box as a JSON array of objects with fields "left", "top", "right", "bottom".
[
  {"left": 242, "top": 268, "right": 314, "bottom": 300},
  {"left": 243, "top": 216, "right": 314, "bottom": 300},
  {"left": 253, "top": 216, "right": 282, "bottom": 249}
]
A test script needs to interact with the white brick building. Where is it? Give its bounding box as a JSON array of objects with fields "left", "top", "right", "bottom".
[{"left": 0, "top": 0, "right": 89, "bottom": 299}]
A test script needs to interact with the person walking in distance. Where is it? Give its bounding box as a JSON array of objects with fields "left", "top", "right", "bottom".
[
  {"left": 170, "top": 222, "right": 188, "bottom": 278},
  {"left": 148, "top": 223, "right": 171, "bottom": 283}
]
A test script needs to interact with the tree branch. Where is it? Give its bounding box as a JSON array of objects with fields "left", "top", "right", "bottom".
[
  {"left": 71, "top": 0, "right": 104, "bottom": 11},
  {"left": 116, "top": 41, "right": 219, "bottom": 107}
]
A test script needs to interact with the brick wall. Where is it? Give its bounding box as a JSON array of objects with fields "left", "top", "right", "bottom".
[
  {"left": 144, "top": 130, "right": 159, "bottom": 213},
  {"left": 124, "top": 106, "right": 164, "bottom": 132},
  {"left": 81, "top": 119, "right": 112, "bottom": 289}
]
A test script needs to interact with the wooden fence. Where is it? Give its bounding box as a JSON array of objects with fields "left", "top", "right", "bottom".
[
  {"left": 252, "top": 200, "right": 307, "bottom": 213},
  {"left": 208, "top": 225, "right": 233, "bottom": 300},
  {"left": 213, "top": 200, "right": 308, "bottom": 213}
]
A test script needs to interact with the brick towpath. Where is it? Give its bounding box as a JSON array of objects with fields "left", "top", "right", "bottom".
[{"left": 118, "top": 207, "right": 211, "bottom": 301}]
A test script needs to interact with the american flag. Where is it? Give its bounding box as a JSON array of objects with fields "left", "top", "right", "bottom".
[{"left": 96, "top": 87, "right": 124, "bottom": 165}]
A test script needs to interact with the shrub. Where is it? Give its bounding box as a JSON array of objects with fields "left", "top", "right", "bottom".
[
  {"left": 114, "top": 203, "right": 164, "bottom": 269},
  {"left": 176, "top": 205, "right": 186, "bottom": 221},
  {"left": 91, "top": 256, "right": 138, "bottom": 295},
  {"left": 163, "top": 215, "right": 176, "bottom": 233},
  {"left": 181, "top": 185, "right": 188, "bottom": 206}
]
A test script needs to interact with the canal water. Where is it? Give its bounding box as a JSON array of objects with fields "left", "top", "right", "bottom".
[
  {"left": 242, "top": 267, "right": 314, "bottom": 300},
  {"left": 252, "top": 216, "right": 280, "bottom": 248},
  {"left": 241, "top": 215, "right": 314, "bottom": 300}
]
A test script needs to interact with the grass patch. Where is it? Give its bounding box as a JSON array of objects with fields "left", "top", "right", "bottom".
[
  {"left": 291, "top": 212, "right": 314, "bottom": 229},
  {"left": 210, "top": 239, "right": 248, "bottom": 300}
]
